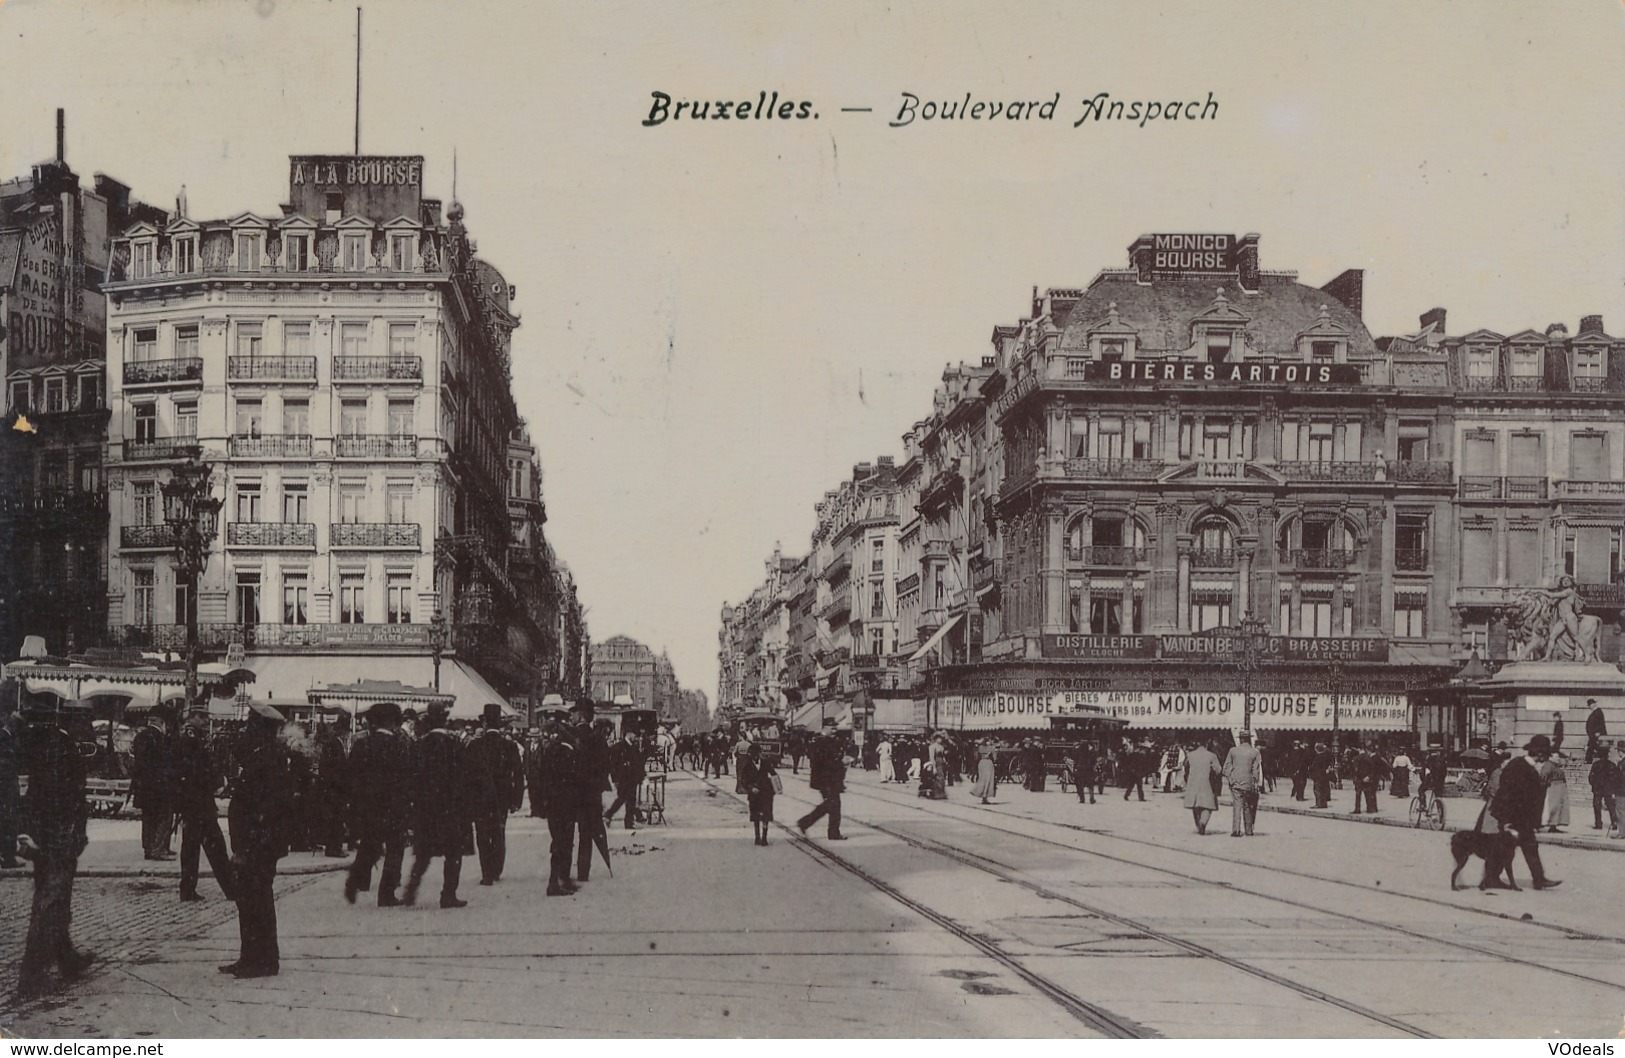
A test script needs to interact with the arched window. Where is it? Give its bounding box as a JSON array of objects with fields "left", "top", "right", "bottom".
[
  {"left": 1278, "top": 514, "right": 1356, "bottom": 568},
  {"left": 1192, "top": 517, "right": 1235, "bottom": 566}
]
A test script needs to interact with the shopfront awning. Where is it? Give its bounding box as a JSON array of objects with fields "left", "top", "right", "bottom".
[
  {"left": 244, "top": 654, "right": 516, "bottom": 720},
  {"left": 908, "top": 613, "right": 964, "bottom": 662}
]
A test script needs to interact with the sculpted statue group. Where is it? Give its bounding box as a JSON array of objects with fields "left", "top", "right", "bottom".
[{"left": 1508, "top": 576, "right": 1602, "bottom": 665}]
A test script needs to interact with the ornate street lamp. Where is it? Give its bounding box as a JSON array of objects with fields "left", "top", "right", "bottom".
[
  {"left": 161, "top": 458, "right": 221, "bottom": 711},
  {"left": 1233, "top": 610, "right": 1271, "bottom": 736},
  {"left": 1325, "top": 659, "right": 1345, "bottom": 759},
  {"left": 428, "top": 609, "right": 448, "bottom": 691}
]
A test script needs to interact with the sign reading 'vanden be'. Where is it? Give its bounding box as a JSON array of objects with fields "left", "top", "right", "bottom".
[{"left": 1084, "top": 361, "right": 1363, "bottom": 385}]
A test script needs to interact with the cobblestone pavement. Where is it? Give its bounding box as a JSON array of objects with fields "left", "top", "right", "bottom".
[{"left": 0, "top": 873, "right": 321, "bottom": 1033}]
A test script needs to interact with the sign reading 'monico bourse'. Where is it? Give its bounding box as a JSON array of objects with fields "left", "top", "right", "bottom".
[
  {"left": 1042, "top": 634, "right": 1388, "bottom": 664},
  {"left": 1151, "top": 233, "right": 1236, "bottom": 273}
]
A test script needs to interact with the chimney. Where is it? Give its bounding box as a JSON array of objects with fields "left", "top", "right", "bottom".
[
  {"left": 1419, "top": 307, "right": 1447, "bottom": 335},
  {"left": 1236, "top": 233, "right": 1261, "bottom": 292},
  {"left": 1579, "top": 315, "right": 1604, "bottom": 336},
  {"left": 56, "top": 108, "right": 64, "bottom": 163},
  {"left": 1545, "top": 323, "right": 1568, "bottom": 339},
  {"left": 1319, "top": 269, "right": 1364, "bottom": 319},
  {"left": 1128, "top": 234, "right": 1156, "bottom": 283}
]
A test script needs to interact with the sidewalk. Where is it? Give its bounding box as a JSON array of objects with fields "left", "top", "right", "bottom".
[
  {"left": 0, "top": 815, "right": 353, "bottom": 881},
  {"left": 1218, "top": 785, "right": 1625, "bottom": 853}
]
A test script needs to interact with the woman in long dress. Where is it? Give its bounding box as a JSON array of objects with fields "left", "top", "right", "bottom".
[
  {"left": 1538, "top": 750, "right": 1570, "bottom": 832},
  {"left": 968, "top": 743, "right": 998, "bottom": 804},
  {"left": 739, "top": 743, "right": 777, "bottom": 846},
  {"left": 877, "top": 738, "right": 893, "bottom": 783}
]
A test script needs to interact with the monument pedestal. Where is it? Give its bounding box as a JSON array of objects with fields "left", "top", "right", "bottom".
[{"left": 1482, "top": 661, "right": 1624, "bottom": 751}]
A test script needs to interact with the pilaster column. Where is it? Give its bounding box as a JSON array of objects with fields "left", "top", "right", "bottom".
[
  {"left": 1150, "top": 500, "right": 1181, "bottom": 632},
  {"left": 1237, "top": 544, "right": 1254, "bottom": 618},
  {"left": 1078, "top": 571, "right": 1092, "bottom": 634},
  {"left": 1288, "top": 581, "right": 1302, "bottom": 635},
  {"left": 1176, "top": 542, "right": 1192, "bottom": 632},
  {"left": 1357, "top": 504, "right": 1387, "bottom": 637},
  {"left": 1042, "top": 502, "right": 1067, "bottom": 634}
]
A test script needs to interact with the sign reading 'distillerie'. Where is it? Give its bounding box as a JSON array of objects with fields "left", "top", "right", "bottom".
[
  {"left": 1042, "top": 634, "right": 1156, "bottom": 659},
  {"left": 1084, "top": 361, "right": 1363, "bottom": 386}
]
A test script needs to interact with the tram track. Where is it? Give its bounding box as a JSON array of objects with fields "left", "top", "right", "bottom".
[
  {"left": 831, "top": 781, "right": 1625, "bottom": 992},
  {"left": 695, "top": 772, "right": 1441, "bottom": 1037},
  {"left": 845, "top": 776, "right": 1625, "bottom": 962},
  {"left": 686, "top": 766, "right": 1625, "bottom": 1037}
]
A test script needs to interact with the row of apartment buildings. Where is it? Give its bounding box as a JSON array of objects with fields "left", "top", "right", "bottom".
[
  {"left": 719, "top": 233, "right": 1624, "bottom": 747},
  {"left": 0, "top": 119, "right": 591, "bottom": 719}
]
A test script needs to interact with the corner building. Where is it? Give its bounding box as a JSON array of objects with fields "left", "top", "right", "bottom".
[
  {"left": 101, "top": 155, "right": 570, "bottom": 713},
  {"left": 937, "top": 234, "right": 1462, "bottom": 741}
]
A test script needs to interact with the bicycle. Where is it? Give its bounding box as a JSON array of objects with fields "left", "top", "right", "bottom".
[{"left": 1409, "top": 788, "right": 1446, "bottom": 830}]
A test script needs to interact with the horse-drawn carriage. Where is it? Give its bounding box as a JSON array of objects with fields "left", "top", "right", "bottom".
[{"left": 990, "top": 711, "right": 1129, "bottom": 790}]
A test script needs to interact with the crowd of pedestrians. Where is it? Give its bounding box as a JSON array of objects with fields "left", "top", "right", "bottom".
[{"left": 0, "top": 682, "right": 660, "bottom": 1001}]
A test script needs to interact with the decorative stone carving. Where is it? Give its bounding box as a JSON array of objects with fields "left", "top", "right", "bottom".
[
  {"left": 1507, "top": 576, "right": 1602, "bottom": 664},
  {"left": 1155, "top": 500, "right": 1181, "bottom": 522}
]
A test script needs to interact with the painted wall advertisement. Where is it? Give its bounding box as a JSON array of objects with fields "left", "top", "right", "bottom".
[{"left": 935, "top": 689, "right": 1410, "bottom": 731}]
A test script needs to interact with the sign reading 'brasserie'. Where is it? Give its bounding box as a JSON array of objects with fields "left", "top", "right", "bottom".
[
  {"left": 1084, "top": 361, "right": 1363, "bottom": 385},
  {"left": 1041, "top": 633, "right": 1387, "bottom": 663}
]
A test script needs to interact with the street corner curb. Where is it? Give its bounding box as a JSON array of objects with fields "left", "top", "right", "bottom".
[
  {"left": 0, "top": 858, "right": 357, "bottom": 881},
  {"left": 1241, "top": 798, "right": 1625, "bottom": 854}
]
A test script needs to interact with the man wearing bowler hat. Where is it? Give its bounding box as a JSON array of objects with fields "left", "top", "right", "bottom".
[
  {"left": 796, "top": 717, "right": 848, "bottom": 840},
  {"left": 175, "top": 711, "right": 234, "bottom": 903},
  {"left": 345, "top": 702, "right": 412, "bottom": 906},
  {"left": 221, "top": 700, "right": 296, "bottom": 978},
  {"left": 131, "top": 702, "right": 178, "bottom": 860},
  {"left": 538, "top": 713, "right": 580, "bottom": 895},
  {"left": 1488, "top": 734, "right": 1563, "bottom": 890},
  {"left": 403, "top": 702, "right": 471, "bottom": 908},
  {"left": 463, "top": 703, "right": 525, "bottom": 885}
]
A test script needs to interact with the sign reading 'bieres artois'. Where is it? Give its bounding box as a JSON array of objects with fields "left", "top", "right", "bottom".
[
  {"left": 1041, "top": 634, "right": 1388, "bottom": 663},
  {"left": 1083, "top": 360, "right": 1363, "bottom": 385}
]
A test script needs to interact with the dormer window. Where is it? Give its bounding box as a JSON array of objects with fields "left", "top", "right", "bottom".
[
  {"left": 131, "top": 239, "right": 156, "bottom": 280},
  {"left": 1311, "top": 341, "right": 1337, "bottom": 361},
  {"left": 284, "top": 233, "right": 310, "bottom": 272},
  {"left": 1204, "top": 331, "right": 1232, "bottom": 364},
  {"left": 1465, "top": 345, "right": 1496, "bottom": 382},
  {"left": 324, "top": 193, "right": 344, "bottom": 224},
  {"left": 1509, "top": 346, "right": 1541, "bottom": 388},
  {"left": 1100, "top": 338, "right": 1125, "bottom": 361},
  {"left": 172, "top": 236, "right": 197, "bottom": 275},
  {"left": 236, "top": 232, "right": 263, "bottom": 272},
  {"left": 389, "top": 232, "right": 416, "bottom": 272},
  {"left": 43, "top": 377, "right": 66, "bottom": 413},
  {"left": 341, "top": 232, "right": 369, "bottom": 271}
]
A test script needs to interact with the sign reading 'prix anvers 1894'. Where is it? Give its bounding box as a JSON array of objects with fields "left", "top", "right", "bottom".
[{"left": 1043, "top": 634, "right": 1388, "bottom": 664}]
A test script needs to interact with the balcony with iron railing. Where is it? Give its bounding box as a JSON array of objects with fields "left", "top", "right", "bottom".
[
  {"left": 333, "top": 355, "right": 424, "bottom": 381},
  {"left": 1555, "top": 480, "right": 1625, "bottom": 498},
  {"left": 1062, "top": 457, "right": 1167, "bottom": 480},
  {"left": 1394, "top": 548, "right": 1431, "bottom": 572},
  {"left": 120, "top": 523, "right": 181, "bottom": 550},
  {"left": 818, "top": 593, "right": 852, "bottom": 624},
  {"left": 1189, "top": 548, "right": 1237, "bottom": 568},
  {"left": 1386, "top": 459, "right": 1454, "bottom": 485},
  {"left": 122, "top": 439, "right": 202, "bottom": 463},
  {"left": 916, "top": 607, "right": 946, "bottom": 634},
  {"left": 1458, "top": 475, "right": 1550, "bottom": 502},
  {"left": 1279, "top": 548, "right": 1356, "bottom": 569},
  {"left": 226, "top": 521, "right": 316, "bottom": 548},
  {"left": 331, "top": 522, "right": 421, "bottom": 548},
  {"left": 971, "top": 557, "right": 1001, "bottom": 592},
  {"left": 1571, "top": 375, "right": 1610, "bottom": 393},
  {"left": 1504, "top": 476, "right": 1549, "bottom": 501},
  {"left": 922, "top": 538, "right": 952, "bottom": 560},
  {"left": 227, "top": 356, "right": 317, "bottom": 381},
  {"left": 822, "top": 549, "right": 852, "bottom": 583},
  {"left": 124, "top": 358, "right": 203, "bottom": 386},
  {"left": 114, "top": 621, "right": 438, "bottom": 651},
  {"left": 1067, "top": 545, "right": 1150, "bottom": 566},
  {"left": 1192, "top": 460, "right": 1248, "bottom": 481},
  {"left": 229, "top": 434, "right": 313, "bottom": 458},
  {"left": 1277, "top": 461, "right": 1382, "bottom": 483},
  {"left": 335, "top": 434, "right": 417, "bottom": 458}
]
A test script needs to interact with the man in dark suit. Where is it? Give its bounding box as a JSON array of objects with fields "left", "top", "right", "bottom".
[
  {"left": 1489, "top": 734, "right": 1562, "bottom": 890},
  {"left": 463, "top": 704, "right": 525, "bottom": 885},
  {"left": 570, "top": 701, "right": 612, "bottom": 883},
  {"left": 222, "top": 701, "right": 296, "bottom": 978},
  {"left": 14, "top": 699, "right": 95, "bottom": 999},
  {"left": 175, "top": 712, "right": 234, "bottom": 903},
  {"left": 344, "top": 702, "right": 413, "bottom": 906},
  {"left": 312, "top": 712, "right": 350, "bottom": 858},
  {"left": 538, "top": 717, "right": 580, "bottom": 896},
  {"left": 1288, "top": 741, "right": 1310, "bottom": 801},
  {"left": 604, "top": 730, "right": 646, "bottom": 831},
  {"left": 402, "top": 703, "right": 472, "bottom": 908},
  {"left": 1309, "top": 742, "right": 1335, "bottom": 808},
  {"left": 795, "top": 718, "right": 847, "bottom": 840},
  {"left": 1351, "top": 748, "right": 1385, "bottom": 815},
  {"left": 131, "top": 705, "right": 177, "bottom": 860}
]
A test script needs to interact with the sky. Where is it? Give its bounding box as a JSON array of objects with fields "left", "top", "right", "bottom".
[{"left": 1, "top": 0, "right": 1621, "bottom": 700}]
